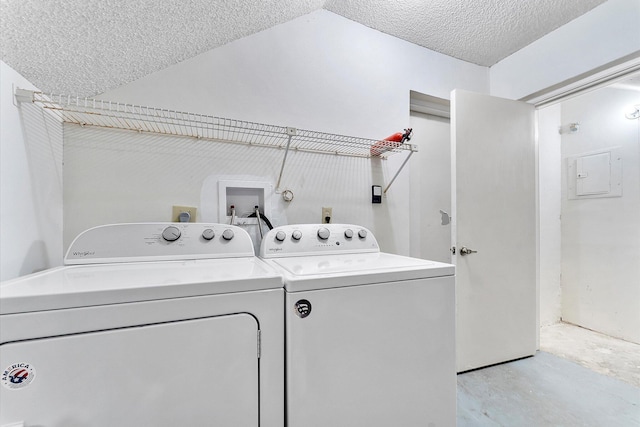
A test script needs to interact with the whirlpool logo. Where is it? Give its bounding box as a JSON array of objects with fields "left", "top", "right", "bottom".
[{"left": 72, "top": 250, "right": 96, "bottom": 257}]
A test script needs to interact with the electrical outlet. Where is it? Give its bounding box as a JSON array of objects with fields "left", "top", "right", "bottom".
[
  {"left": 172, "top": 205, "right": 197, "bottom": 223},
  {"left": 321, "top": 207, "right": 332, "bottom": 224}
]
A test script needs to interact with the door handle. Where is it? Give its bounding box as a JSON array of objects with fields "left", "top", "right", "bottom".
[{"left": 460, "top": 246, "right": 478, "bottom": 256}]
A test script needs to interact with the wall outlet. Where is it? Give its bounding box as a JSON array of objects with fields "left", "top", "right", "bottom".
[
  {"left": 172, "top": 205, "right": 197, "bottom": 223},
  {"left": 321, "top": 207, "right": 332, "bottom": 224}
]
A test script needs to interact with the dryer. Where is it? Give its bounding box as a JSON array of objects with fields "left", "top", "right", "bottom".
[
  {"left": 1, "top": 223, "right": 284, "bottom": 427},
  {"left": 260, "top": 223, "right": 456, "bottom": 427}
]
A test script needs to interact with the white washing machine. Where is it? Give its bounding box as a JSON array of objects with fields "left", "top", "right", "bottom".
[
  {"left": 260, "top": 224, "right": 456, "bottom": 427},
  {"left": 0, "top": 223, "right": 284, "bottom": 427}
]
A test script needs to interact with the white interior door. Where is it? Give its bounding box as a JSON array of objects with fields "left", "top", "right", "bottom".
[{"left": 451, "top": 89, "right": 537, "bottom": 372}]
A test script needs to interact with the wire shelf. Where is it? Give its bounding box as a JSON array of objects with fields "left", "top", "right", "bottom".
[{"left": 20, "top": 90, "right": 415, "bottom": 159}]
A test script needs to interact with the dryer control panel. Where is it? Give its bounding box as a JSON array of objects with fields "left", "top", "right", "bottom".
[
  {"left": 65, "top": 223, "right": 255, "bottom": 264},
  {"left": 260, "top": 224, "right": 379, "bottom": 258}
]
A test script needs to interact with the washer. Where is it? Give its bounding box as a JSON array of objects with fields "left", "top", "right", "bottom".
[
  {"left": 260, "top": 223, "right": 456, "bottom": 427},
  {"left": 1, "top": 223, "right": 284, "bottom": 427}
]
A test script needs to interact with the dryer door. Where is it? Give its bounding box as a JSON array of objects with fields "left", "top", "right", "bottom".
[{"left": 1, "top": 314, "right": 259, "bottom": 426}]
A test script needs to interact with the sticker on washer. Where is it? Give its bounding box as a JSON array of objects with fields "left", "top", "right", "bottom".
[{"left": 2, "top": 363, "right": 36, "bottom": 390}]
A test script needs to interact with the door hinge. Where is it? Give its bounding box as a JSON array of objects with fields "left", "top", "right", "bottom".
[{"left": 257, "top": 330, "right": 261, "bottom": 359}]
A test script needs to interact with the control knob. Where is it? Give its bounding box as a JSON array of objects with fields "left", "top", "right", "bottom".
[
  {"left": 202, "top": 229, "right": 215, "bottom": 240},
  {"left": 344, "top": 229, "right": 354, "bottom": 239},
  {"left": 358, "top": 229, "right": 367, "bottom": 239},
  {"left": 275, "top": 231, "right": 287, "bottom": 242},
  {"left": 222, "top": 229, "right": 235, "bottom": 241},
  {"left": 317, "top": 227, "right": 330, "bottom": 240},
  {"left": 292, "top": 230, "right": 302, "bottom": 241},
  {"left": 162, "top": 226, "right": 181, "bottom": 242}
]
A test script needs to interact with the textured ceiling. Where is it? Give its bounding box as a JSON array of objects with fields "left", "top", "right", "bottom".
[
  {"left": 324, "top": 0, "right": 608, "bottom": 67},
  {"left": 1, "top": 0, "right": 608, "bottom": 97}
]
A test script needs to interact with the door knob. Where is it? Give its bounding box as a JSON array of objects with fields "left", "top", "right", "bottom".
[{"left": 460, "top": 246, "right": 478, "bottom": 256}]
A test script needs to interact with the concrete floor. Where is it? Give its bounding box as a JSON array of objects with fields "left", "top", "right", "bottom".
[
  {"left": 540, "top": 321, "right": 640, "bottom": 388},
  {"left": 457, "top": 322, "right": 640, "bottom": 426}
]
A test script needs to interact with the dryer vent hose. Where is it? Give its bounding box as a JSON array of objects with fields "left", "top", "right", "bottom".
[{"left": 248, "top": 207, "right": 274, "bottom": 230}]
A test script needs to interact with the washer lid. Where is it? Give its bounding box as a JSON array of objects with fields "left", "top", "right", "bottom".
[
  {"left": 270, "top": 252, "right": 454, "bottom": 292},
  {"left": 0, "top": 257, "right": 282, "bottom": 315}
]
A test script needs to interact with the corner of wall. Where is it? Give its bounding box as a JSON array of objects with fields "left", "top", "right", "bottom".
[
  {"left": 489, "top": 0, "right": 640, "bottom": 100},
  {"left": 1, "top": 61, "right": 64, "bottom": 281}
]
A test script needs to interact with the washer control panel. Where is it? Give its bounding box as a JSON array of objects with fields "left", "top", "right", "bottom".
[
  {"left": 65, "top": 223, "right": 255, "bottom": 264},
  {"left": 260, "top": 224, "right": 379, "bottom": 258}
]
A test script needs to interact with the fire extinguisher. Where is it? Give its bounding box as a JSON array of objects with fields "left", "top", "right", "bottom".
[{"left": 370, "top": 128, "right": 413, "bottom": 156}]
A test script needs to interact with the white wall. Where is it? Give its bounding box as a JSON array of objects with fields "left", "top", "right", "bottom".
[
  {"left": 490, "top": 0, "right": 640, "bottom": 100},
  {"left": 62, "top": 10, "right": 488, "bottom": 254},
  {"left": 100, "top": 11, "right": 488, "bottom": 136},
  {"left": 536, "top": 104, "right": 563, "bottom": 327},
  {"left": 0, "top": 61, "right": 63, "bottom": 281},
  {"left": 491, "top": 0, "right": 640, "bottom": 335},
  {"left": 63, "top": 125, "right": 394, "bottom": 251},
  {"left": 409, "top": 111, "right": 451, "bottom": 263},
  {"left": 560, "top": 86, "right": 640, "bottom": 343}
]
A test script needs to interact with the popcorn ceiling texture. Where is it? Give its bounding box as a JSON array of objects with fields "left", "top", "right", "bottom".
[
  {"left": 325, "top": 0, "right": 607, "bottom": 66},
  {"left": 1, "top": 0, "right": 607, "bottom": 97},
  {"left": 0, "top": 0, "right": 325, "bottom": 96}
]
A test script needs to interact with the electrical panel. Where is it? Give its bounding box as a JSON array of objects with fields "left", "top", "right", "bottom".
[{"left": 567, "top": 148, "right": 622, "bottom": 200}]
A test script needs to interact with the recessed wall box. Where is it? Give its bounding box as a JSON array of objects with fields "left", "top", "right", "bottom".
[{"left": 218, "top": 180, "right": 273, "bottom": 225}]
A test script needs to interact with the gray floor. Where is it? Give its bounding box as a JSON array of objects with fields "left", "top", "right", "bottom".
[
  {"left": 457, "top": 325, "right": 640, "bottom": 426},
  {"left": 540, "top": 322, "right": 640, "bottom": 388}
]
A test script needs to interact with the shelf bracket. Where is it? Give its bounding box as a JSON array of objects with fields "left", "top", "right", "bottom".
[
  {"left": 14, "top": 88, "right": 36, "bottom": 104},
  {"left": 383, "top": 144, "right": 417, "bottom": 194},
  {"left": 276, "top": 128, "right": 297, "bottom": 191}
]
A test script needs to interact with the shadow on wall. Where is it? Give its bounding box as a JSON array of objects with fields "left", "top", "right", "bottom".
[
  {"left": 3, "top": 99, "right": 64, "bottom": 278},
  {"left": 20, "top": 101, "right": 64, "bottom": 262},
  {"left": 19, "top": 240, "right": 50, "bottom": 276}
]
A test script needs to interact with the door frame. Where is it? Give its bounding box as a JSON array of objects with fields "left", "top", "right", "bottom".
[{"left": 408, "top": 55, "right": 640, "bottom": 354}]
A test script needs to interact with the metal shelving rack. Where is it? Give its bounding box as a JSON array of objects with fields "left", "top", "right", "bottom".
[{"left": 15, "top": 89, "right": 416, "bottom": 193}]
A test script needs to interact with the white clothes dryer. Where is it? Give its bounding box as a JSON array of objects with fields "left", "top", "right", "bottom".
[
  {"left": 1, "top": 223, "right": 284, "bottom": 427},
  {"left": 260, "top": 224, "right": 456, "bottom": 427}
]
